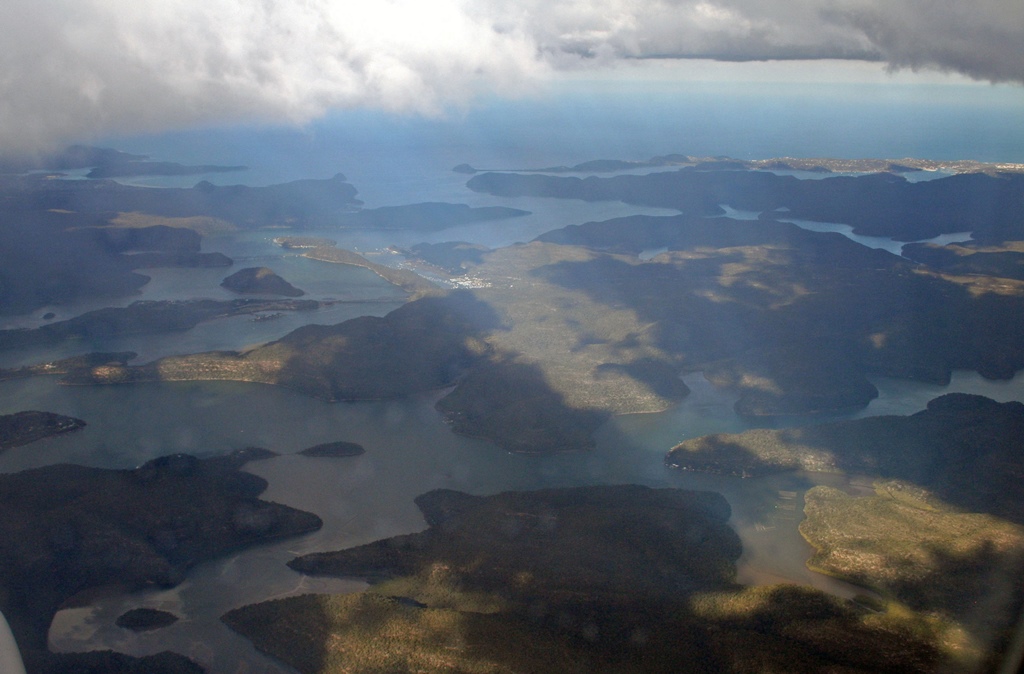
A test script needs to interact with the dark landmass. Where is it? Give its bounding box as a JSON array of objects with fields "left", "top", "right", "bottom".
[
  {"left": 396, "top": 241, "right": 489, "bottom": 275},
  {"left": 0, "top": 352, "right": 136, "bottom": 382},
  {"left": 0, "top": 209, "right": 151, "bottom": 316},
  {"left": 4, "top": 151, "right": 1021, "bottom": 318},
  {"left": 0, "top": 145, "right": 147, "bottom": 173},
  {"left": 115, "top": 608, "right": 179, "bottom": 632},
  {"left": 298, "top": 441, "right": 365, "bottom": 458},
  {"left": 123, "top": 251, "right": 233, "bottom": 269},
  {"left": 903, "top": 240, "right": 1024, "bottom": 280},
  {"left": 224, "top": 485, "right": 944, "bottom": 673},
  {"left": 290, "top": 486, "right": 738, "bottom": 593},
  {"left": 0, "top": 144, "right": 245, "bottom": 180},
  {"left": 668, "top": 393, "right": 1024, "bottom": 522},
  {"left": 220, "top": 267, "right": 305, "bottom": 297},
  {"left": 0, "top": 166, "right": 361, "bottom": 314},
  {"left": 335, "top": 202, "right": 529, "bottom": 232},
  {"left": 64, "top": 292, "right": 495, "bottom": 402},
  {"left": 84, "top": 224, "right": 203, "bottom": 253},
  {"left": 468, "top": 168, "right": 1024, "bottom": 243},
  {"left": 78, "top": 225, "right": 234, "bottom": 269},
  {"left": 0, "top": 171, "right": 361, "bottom": 231},
  {"left": 0, "top": 299, "right": 320, "bottom": 351},
  {"left": 86, "top": 162, "right": 246, "bottom": 180},
  {"left": 435, "top": 360, "right": 613, "bottom": 453},
  {"left": 702, "top": 344, "right": 880, "bottom": 417},
  {"left": 0, "top": 447, "right": 321, "bottom": 673},
  {"left": 0, "top": 411, "right": 86, "bottom": 451},
  {"left": 28, "top": 650, "right": 203, "bottom": 674},
  {"left": 0, "top": 215, "right": 232, "bottom": 316}
]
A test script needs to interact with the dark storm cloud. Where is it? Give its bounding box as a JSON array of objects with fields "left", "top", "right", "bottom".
[{"left": 0, "top": 0, "right": 1019, "bottom": 156}]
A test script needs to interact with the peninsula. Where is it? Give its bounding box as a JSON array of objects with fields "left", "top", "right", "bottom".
[
  {"left": 224, "top": 485, "right": 945, "bottom": 673},
  {"left": 0, "top": 448, "right": 322, "bottom": 673}
]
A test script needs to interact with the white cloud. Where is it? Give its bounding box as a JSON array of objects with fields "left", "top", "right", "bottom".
[{"left": 0, "top": 0, "right": 1020, "bottom": 157}]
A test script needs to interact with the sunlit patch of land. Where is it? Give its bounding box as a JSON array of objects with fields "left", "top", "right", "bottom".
[
  {"left": 299, "top": 244, "right": 439, "bottom": 295},
  {"left": 226, "top": 485, "right": 947, "bottom": 674},
  {"left": 800, "top": 481, "right": 1024, "bottom": 669},
  {"left": 667, "top": 394, "right": 1024, "bottom": 520}
]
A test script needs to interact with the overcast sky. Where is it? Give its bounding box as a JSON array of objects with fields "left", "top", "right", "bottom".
[{"left": 1, "top": 0, "right": 1021, "bottom": 157}]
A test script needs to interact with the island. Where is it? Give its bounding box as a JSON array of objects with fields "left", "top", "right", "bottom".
[
  {"left": 0, "top": 352, "right": 137, "bottom": 382},
  {"left": 335, "top": 202, "right": 529, "bottom": 232},
  {"left": 223, "top": 485, "right": 945, "bottom": 673},
  {"left": 0, "top": 411, "right": 86, "bottom": 452},
  {"left": 220, "top": 267, "right": 305, "bottom": 297},
  {"left": 0, "top": 299, "right": 320, "bottom": 351},
  {"left": 114, "top": 608, "right": 179, "bottom": 633},
  {"left": 0, "top": 448, "right": 322, "bottom": 674},
  {"left": 298, "top": 440, "right": 365, "bottom": 457}
]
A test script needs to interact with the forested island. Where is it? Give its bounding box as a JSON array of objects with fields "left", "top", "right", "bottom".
[{"left": 0, "top": 411, "right": 85, "bottom": 452}]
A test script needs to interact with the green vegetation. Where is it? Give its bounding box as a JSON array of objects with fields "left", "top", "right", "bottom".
[
  {"left": 0, "top": 410, "right": 85, "bottom": 452},
  {"left": 61, "top": 215, "right": 1024, "bottom": 451},
  {"left": 468, "top": 166, "right": 1024, "bottom": 242},
  {"left": 290, "top": 486, "right": 740, "bottom": 597},
  {"left": 902, "top": 240, "right": 1024, "bottom": 281},
  {"left": 220, "top": 266, "right": 305, "bottom": 297},
  {"left": 226, "top": 485, "right": 948, "bottom": 673},
  {"left": 667, "top": 394, "right": 1024, "bottom": 524},
  {"left": 64, "top": 292, "right": 495, "bottom": 402},
  {"left": 0, "top": 448, "right": 321, "bottom": 671},
  {"left": 301, "top": 245, "right": 439, "bottom": 295},
  {"left": 398, "top": 241, "right": 490, "bottom": 275},
  {"left": 669, "top": 396, "right": 1024, "bottom": 669},
  {"left": 0, "top": 352, "right": 136, "bottom": 382},
  {"left": 14, "top": 155, "right": 1024, "bottom": 454},
  {"left": 800, "top": 482, "right": 1024, "bottom": 668}
]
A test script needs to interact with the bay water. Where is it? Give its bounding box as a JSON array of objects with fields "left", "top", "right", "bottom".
[{"left": 3, "top": 83, "right": 1023, "bottom": 671}]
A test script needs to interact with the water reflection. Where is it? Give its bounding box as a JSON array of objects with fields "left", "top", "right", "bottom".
[{"left": 4, "top": 365, "right": 1016, "bottom": 672}]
